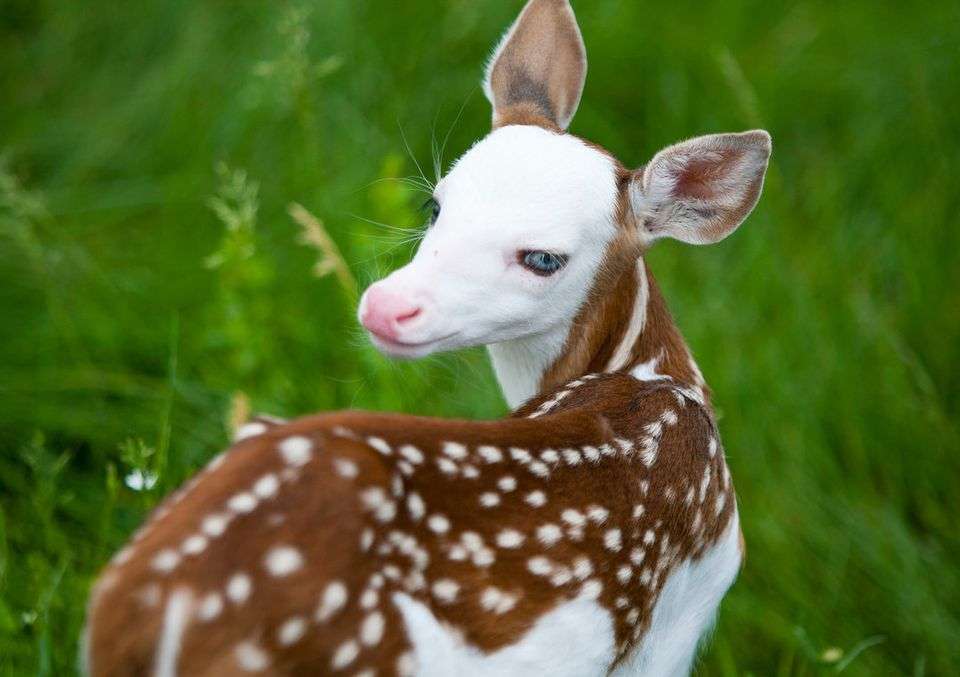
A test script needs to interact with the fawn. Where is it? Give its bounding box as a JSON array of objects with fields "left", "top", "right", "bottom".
[{"left": 85, "top": 0, "right": 771, "bottom": 675}]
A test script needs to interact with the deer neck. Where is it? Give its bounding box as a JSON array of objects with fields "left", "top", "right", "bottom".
[{"left": 488, "top": 256, "right": 709, "bottom": 410}]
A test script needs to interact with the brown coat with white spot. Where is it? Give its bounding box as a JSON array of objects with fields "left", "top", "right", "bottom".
[{"left": 87, "top": 370, "right": 734, "bottom": 675}]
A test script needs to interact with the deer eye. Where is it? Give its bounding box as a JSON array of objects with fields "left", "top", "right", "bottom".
[
  {"left": 422, "top": 197, "right": 441, "bottom": 226},
  {"left": 520, "top": 250, "right": 568, "bottom": 276}
]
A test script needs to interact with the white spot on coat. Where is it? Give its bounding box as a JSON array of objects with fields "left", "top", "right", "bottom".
[
  {"left": 604, "top": 529, "right": 622, "bottom": 552},
  {"left": 436, "top": 457, "right": 459, "bottom": 475},
  {"left": 151, "top": 549, "right": 180, "bottom": 573},
  {"left": 496, "top": 529, "right": 525, "bottom": 548},
  {"left": 528, "top": 460, "right": 550, "bottom": 477},
  {"left": 479, "top": 492, "right": 500, "bottom": 508},
  {"left": 277, "top": 616, "right": 307, "bottom": 646},
  {"left": 442, "top": 441, "right": 468, "bottom": 460},
  {"left": 331, "top": 640, "right": 359, "bottom": 669},
  {"left": 360, "top": 611, "right": 385, "bottom": 646},
  {"left": 573, "top": 556, "right": 593, "bottom": 580},
  {"left": 527, "top": 556, "right": 554, "bottom": 576},
  {"left": 197, "top": 592, "right": 223, "bottom": 621},
  {"left": 360, "top": 588, "right": 379, "bottom": 610},
  {"left": 399, "top": 444, "right": 424, "bottom": 464},
  {"left": 279, "top": 436, "right": 313, "bottom": 466},
  {"left": 253, "top": 473, "right": 280, "bottom": 499},
  {"left": 202, "top": 513, "right": 231, "bottom": 538},
  {"left": 334, "top": 458, "right": 359, "bottom": 478},
  {"left": 136, "top": 583, "right": 161, "bottom": 608},
  {"left": 366, "top": 437, "right": 392, "bottom": 456},
  {"left": 540, "top": 449, "right": 560, "bottom": 463},
  {"left": 587, "top": 505, "right": 609, "bottom": 524},
  {"left": 561, "top": 509, "right": 586, "bottom": 528},
  {"left": 537, "top": 523, "right": 563, "bottom": 547},
  {"left": 235, "top": 642, "right": 270, "bottom": 672},
  {"left": 480, "top": 586, "right": 517, "bottom": 614},
  {"left": 181, "top": 535, "right": 208, "bottom": 556},
  {"left": 525, "top": 490, "right": 547, "bottom": 507},
  {"left": 407, "top": 492, "right": 426, "bottom": 520},
  {"left": 509, "top": 447, "right": 532, "bottom": 463},
  {"left": 226, "top": 572, "right": 252, "bottom": 604},
  {"left": 431, "top": 579, "right": 460, "bottom": 603},
  {"left": 581, "top": 579, "right": 603, "bottom": 599},
  {"left": 228, "top": 493, "right": 257, "bottom": 514},
  {"left": 472, "top": 548, "right": 496, "bottom": 567},
  {"left": 477, "top": 445, "right": 503, "bottom": 463},
  {"left": 397, "top": 652, "right": 416, "bottom": 677},
  {"left": 316, "top": 581, "right": 348, "bottom": 622},
  {"left": 427, "top": 514, "right": 450, "bottom": 534},
  {"left": 264, "top": 546, "right": 304, "bottom": 577},
  {"left": 235, "top": 422, "right": 267, "bottom": 441},
  {"left": 550, "top": 566, "right": 573, "bottom": 586}
]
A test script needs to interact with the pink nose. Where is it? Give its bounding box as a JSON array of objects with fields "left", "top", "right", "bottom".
[{"left": 360, "top": 286, "right": 423, "bottom": 341}]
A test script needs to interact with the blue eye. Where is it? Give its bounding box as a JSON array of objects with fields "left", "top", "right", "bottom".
[
  {"left": 422, "top": 197, "right": 441, "bottom": 225},
  {"left": 520, "top": 250, "right": 568, "bottom": 276}
]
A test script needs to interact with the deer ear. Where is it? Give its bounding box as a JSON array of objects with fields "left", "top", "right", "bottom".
[
  {"left": 483, "top": 0, "right": 587, "bottom": 130},
  {"left": 630, "top": 130, "right": 772, "bottom": 245}
]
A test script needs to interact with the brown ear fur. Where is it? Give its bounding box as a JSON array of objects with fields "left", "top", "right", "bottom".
[{"left": 484, "top": 0, "right": 587, "bottom": 130}]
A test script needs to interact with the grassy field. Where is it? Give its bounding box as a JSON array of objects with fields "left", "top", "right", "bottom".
[{"left": 2, "top": 0, "right": 959, "bottom": 674}]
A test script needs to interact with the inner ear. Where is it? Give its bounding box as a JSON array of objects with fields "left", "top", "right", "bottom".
[
  {"left": 632, "top": 130, "right": 772, "bottom": 246},
  {"left": 483, "top": 0, "right": 587, "bottom": 131}
]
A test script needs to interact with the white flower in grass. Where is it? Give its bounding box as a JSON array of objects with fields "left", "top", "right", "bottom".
[{"left": 125, "top": 469, "right": 158, "bottom": 492}]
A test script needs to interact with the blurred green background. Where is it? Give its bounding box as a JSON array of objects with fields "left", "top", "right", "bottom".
[{"left": 1, "top": 0, "right": 958, "bottom": 674}]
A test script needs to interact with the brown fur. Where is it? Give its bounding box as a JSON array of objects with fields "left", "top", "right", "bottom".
[
  {"left": 87, "top": 374, "right": 735, "bottom": 675},
  {"left": 493, "top": 104, "right": 562, "bottom": 132},
  {"left": 540, "top": 160, "right": 709, "bottom": 405}
]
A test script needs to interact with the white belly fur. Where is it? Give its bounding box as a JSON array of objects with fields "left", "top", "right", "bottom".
[
  {"left": 613, "top": 512, "right": 742, "bottom": 677},
  {"left": 394, "top": 512, "right": 741, "bottom": 677},
  {"left": 392, "top": 590, "right": 616, "bottom": 677}
]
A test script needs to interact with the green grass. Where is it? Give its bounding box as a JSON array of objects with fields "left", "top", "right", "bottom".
[{"left": 1, "top": 1, "right": 958, "bottom": 674}]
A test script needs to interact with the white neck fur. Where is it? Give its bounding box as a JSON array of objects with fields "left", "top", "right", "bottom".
[{"left": 487, "top": 322, "right": 572, "bottom": 410}]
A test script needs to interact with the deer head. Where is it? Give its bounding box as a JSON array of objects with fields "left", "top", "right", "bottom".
[{"left": 358, "top": 0, "right": 771, "bottom": 407}]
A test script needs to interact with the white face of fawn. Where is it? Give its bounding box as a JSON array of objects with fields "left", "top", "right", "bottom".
[
  {"left": 359, "top": 126, "right": 620, "bottom": 359},
  {"left": 359, "top": 0, "right": 771, "bottom": 369}
]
